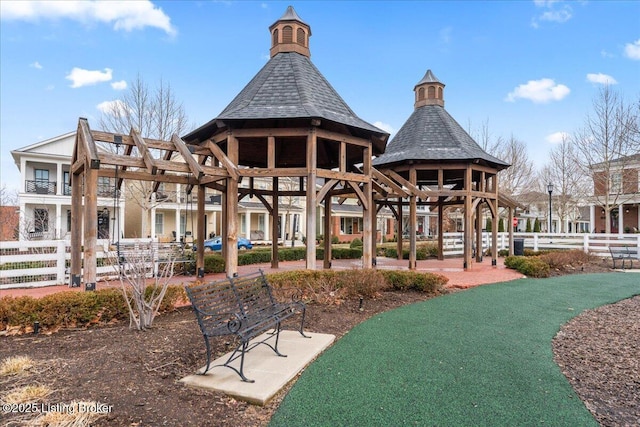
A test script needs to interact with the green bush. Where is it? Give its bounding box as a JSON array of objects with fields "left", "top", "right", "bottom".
[
  {"left": 498, "top": 218, "right": 505, "bottom": 232},
  {"left": 203, "top": 254, "right": 225, "bottom": 273},
  {"left": 526, "top": 218, "right": 532, "bottom": 232},
  {"left": 350, "top": 238, "right": 363, "bottom": 248},
  {"left": 498, "top": 249, "right": 509, "bottom": 257},
  {"left": 533, "top": 218, "right": 541, "bottom": 232},
  {"left": 504, "top": 255, "right": 550, "bottom": 278},
  {"left": 331, "top": 236, "right": 340, "bottom": 244},
  {"left": 379, "top": 270, "right": 448, "bottom": 293},
  {"left": 485, "top": 218, "right": 492, "bottom": 232},
  {"left": 0, "top": 285, "right": 185, "bottom": 333}
]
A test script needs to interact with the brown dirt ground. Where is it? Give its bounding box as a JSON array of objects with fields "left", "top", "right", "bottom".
[{"left": 0, "top": 258, "right": 636, "bottom": 426}]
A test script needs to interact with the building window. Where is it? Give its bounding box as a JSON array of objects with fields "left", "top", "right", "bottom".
[
  {"left": 610, "top": 172, "right": 622, "bottom": 193},
  {"left": 34, "top": 169, "right": 49, "bottom": 193},
  {"left": 340, "top": 217, "right": 362, "bottom": 234},
  {"left": 272, "top": 28, "right": 278, "bottom": 46},
  {"left": 155, "top": 213, "right": 164, "bottom": 235},
  {"left": 438, "top": 87, "right": 443, "bottom": 99},
  {"left": 97, "top": 176, "right": 113, "bottom": 197},
  {"left": 258, "top": 214, "right": 265, "bottom": 231},
  {"left": 428, "top": 86, "right": 436, "bottom": 99},
  {"left": 67, "top": 210, "right": 71, "bottom": 233},
  {"left": 34, "top": 208, "right": 49, "bottom": 232},
  {"left": 282, "top": 25, "right": 293, "bottom": 43},
  {"left": 418, "top": 87, "right": 425, "bottom": 101},
  {"left": 180, "top": 214, "right": 186, "bottom": 235},
  {"left": 63, "top": 171, "right": 71, "bottom": 195}
]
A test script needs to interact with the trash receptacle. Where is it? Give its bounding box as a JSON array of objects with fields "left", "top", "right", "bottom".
[{"left": 514, "top": 238, "right": 524, "bottom": 256}]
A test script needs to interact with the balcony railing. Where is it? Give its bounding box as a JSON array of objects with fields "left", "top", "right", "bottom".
[{"left": 25, "top": 180, "right": 56, "bottom": 195}]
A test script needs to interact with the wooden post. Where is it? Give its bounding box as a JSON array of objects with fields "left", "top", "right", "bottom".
[
  {"left": 323, "top": 191, "right": 332, "bottom": 268},
  {"left": 396, "top": 199, "right": 403, "bottom": 260},
  {"left": 409, "top": 167, "right": 417, "bottom": 270},
  {"left": 437, "top": 169, "right": 444, "bottom": 261},
  {"left": 83, "top": 166, "right": 98, "bottom": 290},
  {"left": 196, "top": 184, "right": 205, "bottom": 277},
  {"left": 463, "top": 166, "right": 473, "bottom": 270},
  {"left": 362, "top": 146, "right": 373, "bottom": 268},
  {"left": 437, "top": 199, "right": 444, "bottom": 260},
  {"left": 70, "top": 170, "right": 82, "bottom": 287},
  {"left": 492, "top": 197, "right": 498, "bottom": 266},
  {"left": 226, "top": 133, "right": 239, "bottom": 276},
  {"left": 371, "top": 203, "right": 378, "bottom": 267},
  {"left": 271, "top": 177, "right": 279, "bottom": 268},
  {"left": 305, "top": 128, "right": 317, "bottom": 270},
  {"left": 475, "top": 201, "right": 483, "bottom": 262},
  {"left": 508, "top": 206, "right": 514, "bottom": 256}
]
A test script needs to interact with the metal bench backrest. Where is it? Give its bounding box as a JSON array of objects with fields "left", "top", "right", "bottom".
[
  {"left": 186, "top": 279, "right": 239, "bottom": 337},
  {"left": 230, "top": 270, "right": 277, "bottom": 319}
]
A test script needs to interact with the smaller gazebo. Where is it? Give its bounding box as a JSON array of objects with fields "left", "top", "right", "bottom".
[{"left": 372, "top": 70, "right": 513, "bottom": 270}]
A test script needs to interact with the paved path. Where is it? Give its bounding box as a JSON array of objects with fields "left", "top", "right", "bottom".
[{"left": 0, "top": 257, "right": 524, "bottom": 299}]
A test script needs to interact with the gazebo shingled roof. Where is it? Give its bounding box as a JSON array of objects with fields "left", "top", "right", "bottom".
[
  {"left": 373, "top": 70, "right": 508, "bottom": 170},
  {"left": 184, "top": 7, "right": 387, "bottom": 154}
]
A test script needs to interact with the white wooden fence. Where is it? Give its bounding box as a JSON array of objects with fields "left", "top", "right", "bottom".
[{"left": 1, "top": 233, "right": 639, "bottom": 289}]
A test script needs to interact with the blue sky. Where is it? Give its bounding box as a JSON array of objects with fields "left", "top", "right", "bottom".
[{"left": 1, "top": 0, "right": 639, "bottom": 192}]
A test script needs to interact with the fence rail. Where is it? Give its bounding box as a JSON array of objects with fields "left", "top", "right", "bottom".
[{"left": 1, "top": 233, "right": 639, "bottom": 289}]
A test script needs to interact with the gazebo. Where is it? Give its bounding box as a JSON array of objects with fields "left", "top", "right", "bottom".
[
  {"left": 372, "top": 70, "right": 513, "bottom": 270},
  {"left": 182, "top": 6, "right": 389, "bottom": 275}
]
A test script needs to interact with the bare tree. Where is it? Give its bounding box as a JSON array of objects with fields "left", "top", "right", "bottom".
[
  {"left": 538, "top": 134, "right": 587, "bottom": 232},
  {"left": 495, "top": 135, "right": 535, "bottom": 196},
  {"left": 99, "top": 75, "right": 192, "bottom": 238},
  {"left": 572, "top": 85, "right": 639, "bottom": 234}
]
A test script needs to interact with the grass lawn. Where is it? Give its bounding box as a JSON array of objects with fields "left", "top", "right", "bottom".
[{"left": 270, "top": 273, "right": 640, "bottom": 426}]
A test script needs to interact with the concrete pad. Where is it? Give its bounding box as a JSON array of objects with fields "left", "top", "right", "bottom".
[{"left": 180, "top": 330, "right": 335, "bottom": 405}]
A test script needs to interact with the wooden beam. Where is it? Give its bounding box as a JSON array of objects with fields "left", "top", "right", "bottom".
[
  {"left": 196, "top": 185, "right": 205, "bottom": 277},
  {"left": 172, "top": 134, "right": 204, "bottom": 180},
  {"left": 315, "top": 169, "right": 368, "bottom": 183},
  {"left": 362, "top": 145, "right": 373, "bottom": 268},
  {"left": 239, "top": 167, "right": 308, "bottom": 178},
  {"left": 317, "top": 179, "right": 339, "bottom": 204},
  {"left": 83, "top": 167, "right": 98, "bottom": 289},
  {"left": 323, "top": 191, "right": 332, "bottom": 269},
  {"left": 78, "top": 118, "right": 100, "bottom": 169},
  {"left": 372, "top": 168, "right": 409, "bottom": 198},
  {"left": 131, "top": 128, "right": 158, "bottom": 175},
  {"left": 267, "top": 136, "right": 276, "bottom": 169},
  {"left": 206, "top": 140, "right": 239, "bottom": 181},
  {"left": 98, "top": 169, "right": 198, "bottom": 185},
  {"left": 315, "top": 128, "right": 370, "bottom": 147}
]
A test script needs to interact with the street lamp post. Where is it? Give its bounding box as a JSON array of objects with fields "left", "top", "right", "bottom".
[{"left": 547, "top": 182, "right": 554, "bottom": 233}]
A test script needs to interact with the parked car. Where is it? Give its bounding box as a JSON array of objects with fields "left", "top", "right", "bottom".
[{"left": 194, "top": 236, "right": 253, "bottom": 252}]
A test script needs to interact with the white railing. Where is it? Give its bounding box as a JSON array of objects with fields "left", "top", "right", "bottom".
[
  {"left": 1, "top": 233, "right": 639, "bottom": 289},
  {"left": 0, "top": 238, "right": 158, "bottom": 290}
]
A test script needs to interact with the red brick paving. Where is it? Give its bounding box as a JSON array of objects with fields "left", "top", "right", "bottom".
[{"left": 0, "top": 257, "right": 524, "bottom": 300}]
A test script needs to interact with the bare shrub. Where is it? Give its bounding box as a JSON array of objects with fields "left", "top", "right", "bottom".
[
  {"left": 539, "top": 250, "right": 598, "bottom": 271},
  {"left": 112, "top": 242, "right": 175, "bottom": 330}
]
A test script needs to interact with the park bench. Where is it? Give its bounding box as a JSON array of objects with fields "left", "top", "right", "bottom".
[
  {"left": 608, "top": 245, "right": 637, "bottom": 269},
  {"left": 185, "top": 269, "right": 309, "bottom": 382}
]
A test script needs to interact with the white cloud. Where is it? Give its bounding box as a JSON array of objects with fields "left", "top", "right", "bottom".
[
  {"left": 505, "top": 78, "right": 570, "bottom": 103},
  {"left": 531, "top": 0, "right": 573, "bottom": 28},
  {"left": 373, "top": 121, "right": 395, "bottom": 135},
  {"left": 586, "top": 73, "right": 617, "bottom": 85},
  {"left": 624, "top": 39, "right": 640, "bottom": 60},
  {"left": 600, "top": 49, "right": 614, "bottom": 59},
  {"left": 30, "top": 61, "right": 42, "bottom": 69},
  {"left": 66, "top": 67, "right": 112, "bottom": 88},
  {"left": 111, "top": 80, "right": 127, "bottom": 90},
  {"left": 545, "top": 131, "right": 569, "bottom": 144},
  {"left": 0, "top": 0, "right": 176, "bottom": 36},
  {"left": 96, "top": 99, "right": 129, "bottom": 115}
]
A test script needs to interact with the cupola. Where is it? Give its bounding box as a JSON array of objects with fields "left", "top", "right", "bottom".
[
  {"left": 414, "top": 69, "right": 445, "bottom": 109},
  {"left": 269, "top": 6, "right": 311, "bottom": 58}
]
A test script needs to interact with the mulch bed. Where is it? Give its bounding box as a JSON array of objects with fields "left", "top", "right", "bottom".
[{"left": 1, "top": 261, "right": 637, "bottom": 426}]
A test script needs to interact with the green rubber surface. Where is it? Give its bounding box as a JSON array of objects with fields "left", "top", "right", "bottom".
[{"left": 270, "top": 273, "right": 640, "bottom": 427}]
